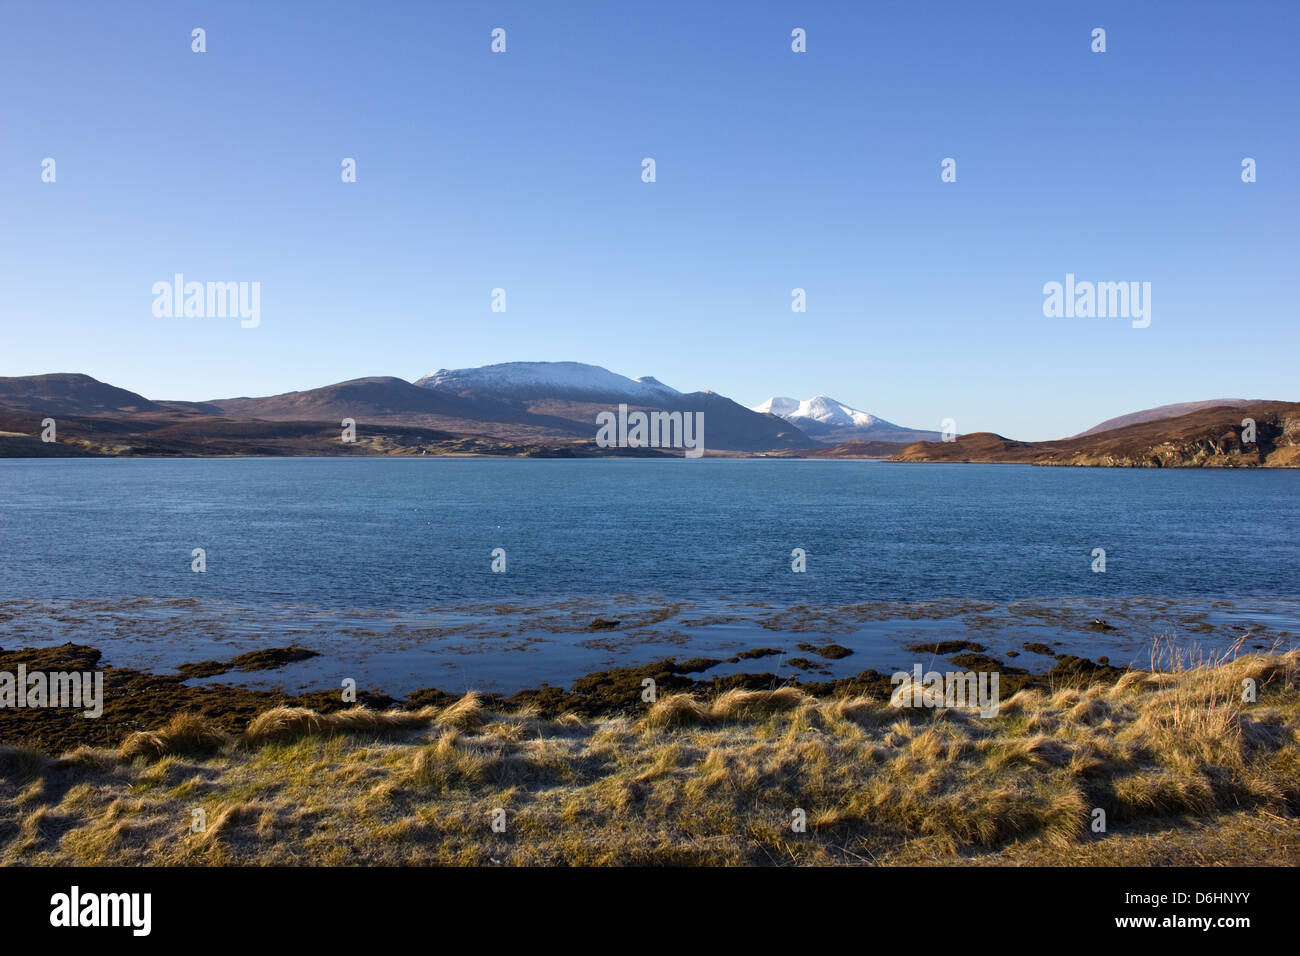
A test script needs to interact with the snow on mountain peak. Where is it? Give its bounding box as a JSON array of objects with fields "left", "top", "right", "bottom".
[
  {"left": 753, "top": 396, "right": 801, "bottom": 418},
  {"left": 751, "top": 395, "right": 878, "bottom": 427},
  {"left": 415, "top": 361, "right": 681, "bottom": 400}
]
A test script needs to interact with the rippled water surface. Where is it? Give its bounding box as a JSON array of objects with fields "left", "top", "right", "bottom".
[{"left": 2, "top": 458, "right": 1297, "bottom": 692}]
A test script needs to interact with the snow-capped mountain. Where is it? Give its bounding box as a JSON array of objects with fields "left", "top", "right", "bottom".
[
  {"left": 753, "top": 396, "right": 881, "bottom": 429},
  {"left": 406, "top": 361, "right": 813, "bottom": 450},
  {"left": 751, "top": 395, "right": 941, "bottom": 444},
  {"left": 416, "top": 361, "right": 681, "bottom": 404}
]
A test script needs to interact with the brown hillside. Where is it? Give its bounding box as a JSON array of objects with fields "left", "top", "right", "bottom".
[
  {"left": 1075, "top": 398, "right": 1262, "bottom": 437},
  {"left": 892, "top": 401, "right": 1300, "bottom": 467}
]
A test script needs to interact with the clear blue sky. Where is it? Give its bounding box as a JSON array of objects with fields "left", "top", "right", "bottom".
[{"left": 2, "top": 1, "right": 1296, "bottom": 440}]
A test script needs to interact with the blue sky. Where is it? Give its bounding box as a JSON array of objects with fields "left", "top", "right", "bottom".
[{"left": 1, "top": 0, "right": 1296, "bottom": 440}]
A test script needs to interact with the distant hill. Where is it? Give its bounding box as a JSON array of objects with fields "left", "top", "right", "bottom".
[
  {"left": 0, "top": 373, "right": 165, "bottom": 416},
  {"left": 4, "top": 370, "right": 1294, "bottom": 465},
  {"left": 209, "top": 363, "right": 811, "bottom": 452},
  {"left": 409, "top": 362, "right": 812, "bottom": 451},
  {"left": 892, "top": 401, "right": 1300, "bottom": 468},
  {"left": 206, "top": 376, "right": 582, "bottom": 442},
  {"left": 1076, "top": 399, "right": 1264, "bottom": 437},
  {"left": 0, "top": 365, "right": 812, "bottom": 456},
  {"left": 213, "top": 376, "right": 464, "bottom": 419}
]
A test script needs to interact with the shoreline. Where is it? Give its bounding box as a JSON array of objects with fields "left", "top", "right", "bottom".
[
  {"left": 4, "top": 593, "right": 1296, "bottom": 702},
  {"left": 0, "top": 639, "right": 1133, "bottom": 757},
  {"left": 2, "top": 641, "right": 1295, "bottom": 866}
]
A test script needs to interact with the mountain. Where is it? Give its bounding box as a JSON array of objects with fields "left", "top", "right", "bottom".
[
  {"left": 0, "top": 373, "right": 614, "bottom": 459},
  {"left": 751, "top": 395, "right": 941, "bottom": 444},
  {"left": 0, "top": 364, "right": 812, "bottom": 455},
  {"left": 411, "top": 362, "right": 811, "bottom": 451},
  {"left": 0, "top": 373, "right": 166, "bottom": 416},
  {"left": 207, "top": 376, "right": 586, "bottom": 442},
  {"left": 6, "top": 370, "right": 1294, "bottom": 465},
  {"left": 891, "top": 401, "right": 1300, "bottom": 468},
  {"left": 1076, "top": 399, "right": 1264, "bottom": 437},
  {"left": 212, "top": 362, "right": 810, "bottom": 451},
  {"left": 415, "top": 361, "right": 681, "bottom": 404}
]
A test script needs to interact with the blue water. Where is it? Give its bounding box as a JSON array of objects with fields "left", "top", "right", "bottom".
[
  {"left": 1, "top": 458, "right": 1297, "bottom": 692},
  {"left": 2, "top": 458, "right": 1298, "bottom": 604}
]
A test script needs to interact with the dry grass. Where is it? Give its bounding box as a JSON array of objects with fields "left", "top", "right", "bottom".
[
  {"left": 2, "top": 648, "right": 1298, "bottom": 866},
  {"left": 243, "top": 705, "right": 438, "bottom": 746},
  {"left": 119, "top": 713, "right": 232, "bottom": 760},
  {"left": 645, "top": 687, "right": 807, "bottom": 728}
]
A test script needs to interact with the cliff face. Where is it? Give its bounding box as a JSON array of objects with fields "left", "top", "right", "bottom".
[{"left": 891, "top": 403, "right": 1300, "bottom": 468}]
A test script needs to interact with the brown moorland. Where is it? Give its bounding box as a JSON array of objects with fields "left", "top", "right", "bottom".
[{"left": 889, "top": 401, "right": 1300, "bottom": 468}]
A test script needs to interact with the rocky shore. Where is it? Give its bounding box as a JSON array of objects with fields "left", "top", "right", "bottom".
[{"left": 0, "top": 640, "right": 1128, "bottom": 756}]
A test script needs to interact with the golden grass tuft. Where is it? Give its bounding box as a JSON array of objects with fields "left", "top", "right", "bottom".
[
  {"left": 644, "top": 693, "right": 711, "bottom": 729},
  {"left": 709, "top": 687, "right": 807, "bottom": 722},
  {"left": 643, "top": 687, "right": 809, "bottom": 729},
  {"left": 1110, "top": 771, "right": 1217, "bottom": 819},
  {"left": 1069, "top": 696, "right": 1109, "bottom": 724},
  {"left": 242, "top": 705, "right": 437, "bottom": 745},
  {"left": 996, "top": 688, "right": 1042, "bottom": 716},
  {"left": 119, "top": 713, "right": 231, "bottom": 761},
  {"left": 832, "top": 695, "right": 890, "bottom": 726},
  {"left": 435, "top": 693, "right": 484, "bottom": 732},
  {"left": 409, "top": 731, "right": 499, "bottom": 791}
]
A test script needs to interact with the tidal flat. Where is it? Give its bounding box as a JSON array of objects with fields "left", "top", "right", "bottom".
[{"left": 2, "top": 594, "right": 1296, "bottom": 699}]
